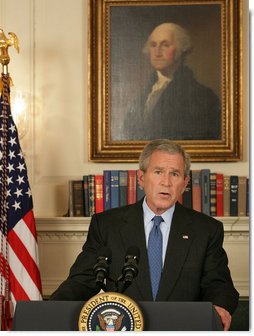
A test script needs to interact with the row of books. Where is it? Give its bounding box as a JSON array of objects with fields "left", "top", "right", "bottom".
[
  {"left": 68, "top": 170, "right": 145, "bottom": 217},
  {"left": 68, "top": 169, "right": 249, "bottom": 218},
  {"left": 179, "top": 170, "right": 249, "bottom": 217}
]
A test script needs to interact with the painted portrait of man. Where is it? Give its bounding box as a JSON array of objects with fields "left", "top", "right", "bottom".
[{"left": 109, "top": 5, "right": 222, "bottom": 141}]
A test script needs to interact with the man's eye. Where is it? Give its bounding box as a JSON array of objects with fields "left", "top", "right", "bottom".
[
  {"left": 154, "top": 170, "right": 161, "bottom": 174},
  {"left": 172, "top": 172, "right": 179, "bottom": 177}
]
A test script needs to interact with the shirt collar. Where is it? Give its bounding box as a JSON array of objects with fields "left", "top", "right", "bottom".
[
  {"left": 156, "top": 70, "right": 172, "bottom": 84},
  {"left": 150, "top": 71, "right": 172, "bottom": 93},
  {"left": 142, "top": 197, "right": 175, "bottom": 226}
]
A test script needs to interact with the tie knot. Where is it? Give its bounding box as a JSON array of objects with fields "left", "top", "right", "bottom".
[{"left": 153, "top": 216, "right": 163, "bottom": 227}]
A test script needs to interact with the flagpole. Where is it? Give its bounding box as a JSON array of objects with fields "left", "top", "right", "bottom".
[{"left": 0, "top": 28, "right": 19, "bottom": 330}]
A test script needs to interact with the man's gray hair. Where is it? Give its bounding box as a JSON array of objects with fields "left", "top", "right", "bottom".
[
  {"left": 139, "top": 139, "right": 191, "bottom": 177},
  {"left": 143, "top": 22, "right": 193, "bottom": 61}
]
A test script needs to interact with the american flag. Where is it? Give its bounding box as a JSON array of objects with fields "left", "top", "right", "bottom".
[{"left": 0, "top": 74, "right": 42, "bottom": 330}]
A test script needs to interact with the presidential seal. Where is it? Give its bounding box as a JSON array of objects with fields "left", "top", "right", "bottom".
[{"left": 78, "top": 292, "right": 144, "bottom": 331}]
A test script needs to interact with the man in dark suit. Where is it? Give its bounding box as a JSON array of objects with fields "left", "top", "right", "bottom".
[
  {"left": 121, "top": 22, "right": 221, "bottom": 141},
  {"left": 50, "top": 139, "right": 238, "bottom": 330}
]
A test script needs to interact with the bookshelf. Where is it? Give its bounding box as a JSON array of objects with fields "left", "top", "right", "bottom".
[{"left": 36, "top": 216, "right": 249, "bottom": 299}]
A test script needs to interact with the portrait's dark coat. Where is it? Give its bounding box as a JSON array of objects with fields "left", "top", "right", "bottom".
[{"left": 122, "top": 66, "right": 221, "bottom": 140}]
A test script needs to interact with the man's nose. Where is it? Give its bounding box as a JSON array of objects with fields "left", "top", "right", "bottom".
[
  {"left": 154, "top": 46, "right": 162, "bottom": 56},
  {"left": 161, "top": 174, "right": 172, "bottom": 186}
]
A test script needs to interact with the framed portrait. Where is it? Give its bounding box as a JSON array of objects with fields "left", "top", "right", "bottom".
[{"left": 88, "top": 0, "right": 242, "bottom": 162}]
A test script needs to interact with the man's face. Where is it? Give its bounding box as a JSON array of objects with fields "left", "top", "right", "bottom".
[
  {"left": 138, "top": 151, "right": 189, "bottom": 215},
  {"left": 149, "top": 27, "right": 177, "bottom": 75}
]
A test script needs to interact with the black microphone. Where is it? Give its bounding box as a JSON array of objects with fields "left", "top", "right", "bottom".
[
  {"left": 93, "top": 246, "right": 112, "bottom": 290},
  {"left": 121, "top": 246, "right": 140, "bottom": 291}
]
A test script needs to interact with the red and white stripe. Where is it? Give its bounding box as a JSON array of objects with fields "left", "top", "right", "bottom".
[{"left": 3, "top": 210, "right": 42, "bottom": 305}]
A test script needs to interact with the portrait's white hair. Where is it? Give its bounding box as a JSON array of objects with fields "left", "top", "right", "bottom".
[{"left": 143, "top": 22, "right": 193, "bottom": 61}]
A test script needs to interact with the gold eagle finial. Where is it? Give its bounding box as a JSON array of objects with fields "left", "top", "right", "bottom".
[{"left": 0, "top": 29, "right": 19, "bottom": 66}]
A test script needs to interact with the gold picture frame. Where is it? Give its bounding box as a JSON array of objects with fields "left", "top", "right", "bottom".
[{"left": 88, "top": 0, "right": 242, "bottom": 162}]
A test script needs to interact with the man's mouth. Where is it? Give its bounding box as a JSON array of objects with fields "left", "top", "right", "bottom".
[{"left": 159, "top": 192, "right": 170, "bottom": 197}]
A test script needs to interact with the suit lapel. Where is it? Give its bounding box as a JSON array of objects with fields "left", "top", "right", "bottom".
[
  {"left": 119, "top": 200, "right": 153, "bottom": 300},
  {"left": 157, "top": 203, "right": 194, "bottom": 300}
]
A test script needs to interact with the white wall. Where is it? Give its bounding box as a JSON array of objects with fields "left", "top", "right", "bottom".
[{"left": 0, "top": 0, "right": 249, "bottom": 217}]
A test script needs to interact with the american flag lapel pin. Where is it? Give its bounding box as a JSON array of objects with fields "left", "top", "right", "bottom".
[{"left": 182, "top": 235, "right": 189, "bottom": 239}]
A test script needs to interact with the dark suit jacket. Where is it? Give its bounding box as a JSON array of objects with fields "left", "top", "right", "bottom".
[{"left": 50, "top": 200, "right": 239, "bottom": 315}]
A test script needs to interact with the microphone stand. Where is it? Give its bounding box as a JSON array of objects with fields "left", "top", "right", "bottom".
[{"left": 94, "top": 247, "right": 140, "bottom": 294}]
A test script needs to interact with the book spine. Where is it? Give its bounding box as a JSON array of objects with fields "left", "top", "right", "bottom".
[
  {"left": 128, "top": 170, "right": 137, "bottom": 205},
  {"left": 83, "top": 175, "right": 90, "bottom": 217},
  {"left": 72, "top": 180, "right": 85, "bottom": 217},
  {"left": 88, "top": 175, "right": 95, "bottom": 216},
  {"left": 110, "top": 170, "right": 119, "bottom": 208},
  {"left": 119, "top": 170, "right": 128, "bottom": 206},
  {"left": 183, "top": 170, "right": 192, "bottom": 209},
  {"left": 238, "top": 176, "right": 247, "bottom": 217},
  {"left": 230, "top": 175, "right": 238, "bottom": 216},
  {"left": 68, "top": 180, "right": 74, "bottom": 217},
  {"left": 216, "top": 173, "right": 224, "bottom": 217},
  {"left": 246, "top": 178, "right": 249, "bottom": 217},
  {"left": 192, "top": 170, "right": 201, "bottom": 212},
  {"left": 136, "top": 170, "right": 145, "bottom": 201},
  {"left": 95, "top": 175, "right": 104, "bottom": 214},
  {"left": 209, "top": 173, "right": 217, "bottom": 217},
  {"left": 223, "top": 176, "right": 230, "bottom": 216},
  {"left": 201, "top": 169, "right": 210, "bottom": 216},
  {"left": 103, "top": 170, "right": 111, "bottom": 211}
]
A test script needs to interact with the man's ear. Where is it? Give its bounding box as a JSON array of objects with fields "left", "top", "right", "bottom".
[
  {"left": 182, "top": 175, "right": 190, "bottom": 193},
  {"left": 137, "top": 169, "right": 145, "bottom": 188}
]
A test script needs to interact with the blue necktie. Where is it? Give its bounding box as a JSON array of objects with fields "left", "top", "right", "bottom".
[{"left": 148, "top": 216, "right": 163, "bottom": 300}]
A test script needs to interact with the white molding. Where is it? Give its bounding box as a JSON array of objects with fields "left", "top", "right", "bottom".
[
  {"left": 218, "top": 217, "right": 249, "bottom": 232},
  {"left": 35, "top": 216, "right": 249, "bottom": 232},
  {"left": 36, "top": 217, "right": 90, "bottom": 232}
]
